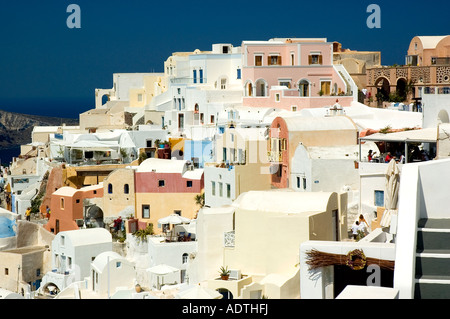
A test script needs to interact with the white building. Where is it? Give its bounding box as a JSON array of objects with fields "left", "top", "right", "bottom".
[
  {"left": 39, "top": 228, "right": 112, "bottom": 296},
  {"left": 147, "top": 44, "right": 244, "bottom": 136}
]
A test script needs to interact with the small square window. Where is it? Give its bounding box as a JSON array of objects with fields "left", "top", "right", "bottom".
[
  {"left": 158, "top": 180, "right": 165, "bottom": 187},
  {"left": 187, "top": 181, "right": 193, "bottom": 188}
]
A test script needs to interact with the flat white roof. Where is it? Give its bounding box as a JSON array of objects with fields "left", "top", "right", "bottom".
[
  {"left": 136, "top": 158, "right": 187, "bottom": 174},
  {"left": 232, "top": 190, "right": 334, "bottom": 214},
  {"left": 56, "top": 228, "right": 112, "bottom": 247}
]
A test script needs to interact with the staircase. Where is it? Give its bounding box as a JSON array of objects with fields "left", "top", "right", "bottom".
[{"left": 414, "top": 218, "right": 450, "bottom": 298}]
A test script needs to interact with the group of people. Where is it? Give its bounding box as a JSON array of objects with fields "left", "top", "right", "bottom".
[
  {"left": 351, "top": 214, "right": 370, "bottom": 240},
  {"left": 368, "top": 150, "right": 404, "bottom": 164}
]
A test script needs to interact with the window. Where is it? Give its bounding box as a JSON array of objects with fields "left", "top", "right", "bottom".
[
  {"left": 268, "top": 55, "right": 282, "bottom": 65},
  {"left": 199, "top": 69, "right": 204, "bottom": 84},
  {"left": 275, "top": 93, "right": 280, "bottom": 102},
  {"left": 303, "top": 178, "right": 307, "bottom": 190},
  {"left": 291, "top": 53, "right": 295, "bottom": 65},
  {"left": 291, "top": 106, "right": 297, "bottom": 112},
  {"left": 279, "top": 80, "right": 291, "bottom": 88},
  {"left": 210, "top": 115, "right": 215, "bottom": 124},
  {"left": 76, "top": 199, "right": 80, "bottom": 204},
  {"left": 212, "top": 181, "right": 216, "bottom": 196},
  {"left": 116, "top": 262, "right": 122, "bottom": 268},
  {"left": 297, "top": 176, "right": 301, "bottom": 189},
  {"left": 374, "top": 190, "right": 384, "bottom": 207},
  {"left": 158, "top": 180, "right": 165, "bottom": 187},
  {"left": 124, "top": 184, "right": 129, "bottom": 194},
  {"left": 237, "top": 68, "right": 241, "bottom": 79},
  {"left": 142, "top": 205, "right": 150, "bottom": 218},
  {"left": 60, "top": 198, "right": 64, "bottom": 210},
  {"left": 182, "top": 253, "right": 189, "bottom": 264},
  {"left": 5, "top": 268, "right": 8, "bottom": 275},
  {"left": 61, "top": 235, "right": 65, "bottom": 246},
  {"left": 137, "top": 94, "right": 143, "bottom": 102},
  {"left": 220, "top": 78, "right": 227, "bottom": 90},
  {"left": 226, "top": 184, "right": 231, "bottom": 198},
  {"left": 193, "top": 69, "right": 197, "bottom": 83},
  {"left": 36, "top": 268, "right": 41, "bottom": 277},
  {"left": 255, "top": 55, "right": 263, "bottom": 66},
  {"left": 174, "top": 210, "right": 181, "bottom": 215},
  {"left": 219, "top": 182, "right": 223, "bottom": 197},
  {"left": 309, "top": 54, "right": 323, "bottom": 65},
  {"left": 187, "top": 180, "right": 193, "bottom": 188},
  {"left": 108, "top": 183, "right": 113, "bottom": 194}
]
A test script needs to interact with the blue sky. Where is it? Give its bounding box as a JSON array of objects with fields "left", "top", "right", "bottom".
[{"left": 0, "top": 0, "right": 448, "bottom": 118}]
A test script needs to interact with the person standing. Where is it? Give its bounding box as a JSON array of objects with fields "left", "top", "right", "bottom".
[
  {"left": 351, "top": 221, "right": 360, "bottom": 240},
  {"left": 25, "top": 207, "right": 31, "bottom": 221}
]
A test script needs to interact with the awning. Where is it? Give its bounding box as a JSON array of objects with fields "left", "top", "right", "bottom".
[{"left": 359, "top": 128, "right": 437, "bottom": 144}]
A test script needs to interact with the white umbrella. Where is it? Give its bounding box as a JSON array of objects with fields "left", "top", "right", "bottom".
[
  {"left": 147, "top": 264, "right": 179, "bottom": 275},
  {"left": 158, "top": 214, "right": 191, "bottom": 226},
  {"left": 176, "top": 284, "right": 223, "bottom": 299},
  {"left": 380, "top": 159, "right": 400, "bottom": 227}
]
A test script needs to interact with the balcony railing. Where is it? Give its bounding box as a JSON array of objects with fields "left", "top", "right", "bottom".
[
  {"left": 267, "top": 151, "right": 282, "bottom": 162},
  {"left": 224, "top": 230, "right": 235, "bottom": 248}
]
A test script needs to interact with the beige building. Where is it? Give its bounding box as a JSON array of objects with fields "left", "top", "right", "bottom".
[
  {"left": 207, "top": 190, "right": 343, "bottom": 299},
  {"left": 0, "top": 246, "right": 48, "bottom": 295},
  {"left": 102, "top": 168, "right": 135, "bottom": 219},
  {"left": 366, "top": 35, "right": 450, "bottom": 106},
  {"left": 333, "top": 41, "right": 381, "bottom": 91},
  {"left": 204, "top": 128, "right": 272, "bottom": 207}
]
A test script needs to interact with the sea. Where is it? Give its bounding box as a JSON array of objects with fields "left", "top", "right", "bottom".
[{"left": 0, "top": 146, "right": 20, "bottom": 167}]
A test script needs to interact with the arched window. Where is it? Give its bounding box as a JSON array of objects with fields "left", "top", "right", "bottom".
[
  {"left": 182, "top": 253, "right": 189, "bottom": 264},
  {"left": 124, "top": 184, "right": 129, "bottom": 194},
  {"left": 108, "top": 183, "right": 113, "bottom": 194}
]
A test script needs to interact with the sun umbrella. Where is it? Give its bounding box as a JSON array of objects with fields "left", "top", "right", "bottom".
[
  {"left": 380, "top": 159, "right": 400, "bottom": 227},
  {"left": 176, "top": 284, "right": 223, "bottom": 299},
  {"left": 158, "top": 214, "right": 191, "bottom": 226}
]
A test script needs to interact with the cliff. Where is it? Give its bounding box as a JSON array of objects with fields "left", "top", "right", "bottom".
[{"left": 0, "top": 109, "right": 78, "bottom": 149}]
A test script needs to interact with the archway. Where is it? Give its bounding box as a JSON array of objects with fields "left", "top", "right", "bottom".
[
  {"left": 217, "top": 288, "right": 234, "bottom": 299},
  {"left": 255, "top": 79, "right": 267, "bottom": 97},
  {"left": 87, "top": 205, "right": 104, "bottom": 228},
  {"left": 374, "top": 77, "right": 390, "bottom": 104},
  {"left": 298, "top": 79, "right": 310, "bottom": 97},
  {"left": 396, "top": 78, "right": 407, "bottom": 101}
]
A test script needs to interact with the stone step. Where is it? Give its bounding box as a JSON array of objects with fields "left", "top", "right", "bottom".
[
  {"left": 416, "top": 255, "right": 450, "bottom": 277},
  {"left": 417, "top": 230, "right": 450, "bottom": 251},
  {"left": 414, "top": 282, "right": 450, "bottom": 299},
  {"left": 418, "top": 218, "right": 450, "bottom": 229}
]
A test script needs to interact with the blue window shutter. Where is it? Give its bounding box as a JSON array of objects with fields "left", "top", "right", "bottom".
[{"left": 193, "top": 70, "right": 197, "bottom": 83}]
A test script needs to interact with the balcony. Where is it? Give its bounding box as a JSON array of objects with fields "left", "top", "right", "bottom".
[{"left": 267, "top": 151, "right": 282, "bottom": 162}]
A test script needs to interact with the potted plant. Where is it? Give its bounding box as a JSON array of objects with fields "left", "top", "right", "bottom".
[{"left": 219, "top": 266, "right": 230, "bottom": 280}]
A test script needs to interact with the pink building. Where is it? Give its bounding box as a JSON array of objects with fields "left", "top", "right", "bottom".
[
  {"left": 134, "top": 158, "right": 204, "bottom": 234},
  {"left": 45, "top": 184, "right": 104, "bottom": 234},
  {"left": 242, "top": 38, "right": 356, "bottom": 111}
]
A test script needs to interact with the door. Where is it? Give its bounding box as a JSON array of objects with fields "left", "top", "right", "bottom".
[
  {"left": 321, "top": 81, "right": 331, "bottom": 95},
  {"left": 332, "top": 210, "right": 339, "bottom": 241},
  {"left": 178, "top": 113, "right": 184, "bottom": 131}
]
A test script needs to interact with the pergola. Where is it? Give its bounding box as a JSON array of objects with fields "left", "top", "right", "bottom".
[{"left": 358, "top": 127, "right": 438, "bottom": 163}]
